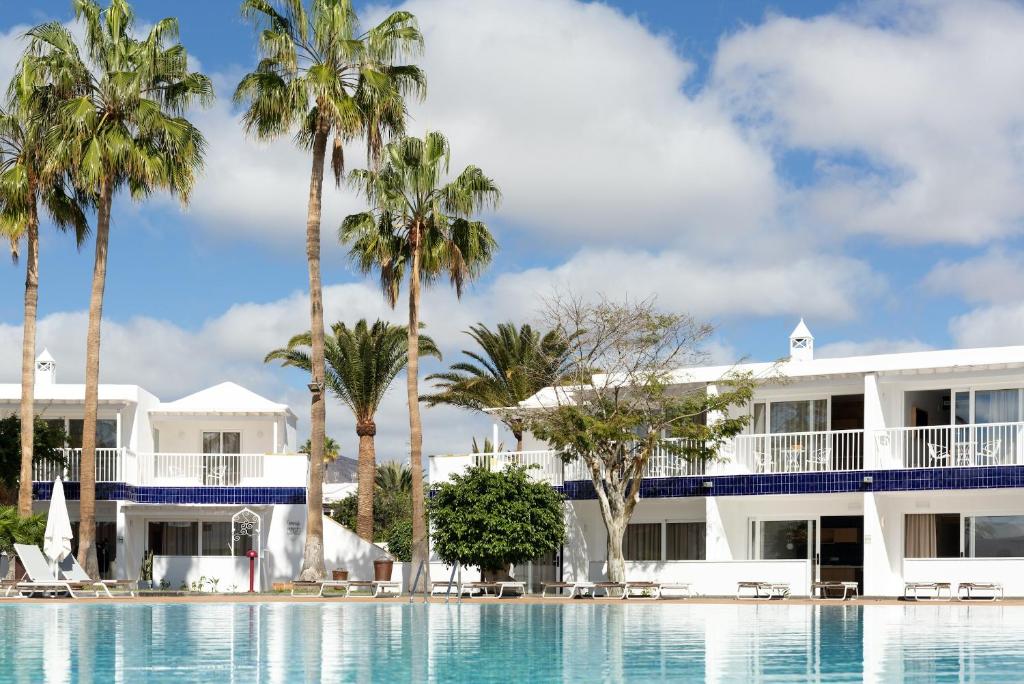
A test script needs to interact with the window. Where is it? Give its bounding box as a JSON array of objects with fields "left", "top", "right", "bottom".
[
  {"left": 904, "top": 514, "right": 962, "bottom": 558},
  {"left": 67, "top": 419, "right": 117, "bottom": 448},
  {"left": 624, "top": 523, "right": 661, "bottom": 561},
  {"left": 758, "top": 520, "right": 809, "bottom": 560},
  {"left": 666, "top": 522, "right": 705, "bottom": 560},
  {"left": 970, "top": 515, "right": 1024, "bottom": 558},
  {"left": 148, "top": 520, "right": 254, "bottom": 556},
  {"left": 203, "top": 431, "right": 241, "bottom": 454},
  {"left": 624, "top": 522, "right": 706, "bottom": 561},
  {"left": 752, "top": 399, "right": 829, "bottom": 435},
  {"left": 148, "top": 522, "right": 198, "bottom": 555}
]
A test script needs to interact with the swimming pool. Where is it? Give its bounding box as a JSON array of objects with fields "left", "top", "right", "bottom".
[{"left": 1, "top": 602, "right": 1022, "bottom": 682}]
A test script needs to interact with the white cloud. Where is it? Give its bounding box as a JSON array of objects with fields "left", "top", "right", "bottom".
[
  {"left": 816, "top": 338, "right": 933, "bottom": 359},
  {"left": 179, "top": 0, "right": 779, "bottom": 252},
  {"left": 949, "top": 303, "right": 1024, "bottom": 348},
  {"left": 712, "top": 0, "right": 1024, "bottom": 244},
  {"left": 923, "top": 249, "right": 1024, "bottom": 304}
]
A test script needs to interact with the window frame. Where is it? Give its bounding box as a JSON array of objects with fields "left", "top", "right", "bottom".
[{"left": 623, "top": 520, "right": 706, "bottom": 562}]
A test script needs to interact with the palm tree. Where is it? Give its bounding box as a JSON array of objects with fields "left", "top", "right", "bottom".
[
  {"left": 236, "top": 0, "right": 424, "bottom": 582},
  {"left": 425, "top": 323, "right": 572, "bottom": 451},
  {"left": 299, "top": 436, "right": 341, "bottom": 462},
  {"left": 27, "top": 0, "right": 211, "bottom": 575},
  {"left": 0, "top": 62, "right": 89, "bottom": 518},
  {"left": 265, "top": 319, "right": 438, "bottom": 542},
  {"left": 374, "top": 461, "right": 411, "bottom": 494},
  {"left": 340, "top": 132, "right": 500, "bottom": 587}
]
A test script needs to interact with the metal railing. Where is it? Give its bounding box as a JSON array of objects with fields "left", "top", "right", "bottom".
[
  {"left": 32, "top": 450, "right": 308, "bottom": 487},
  {"left": 875, "top": 422, "right": 1024, "bottom": 469},
  {"left": 137, "top": 452, "right": 267, "bottom": 486},
  {"left": 32, "top": 447, "right": 125, "bottom": 483},
  {"left": 470, "top": 440, "right": 707, "bottom": 485},
  {"left": 732, "top": 430, "right": 865, "bottom": 474}
]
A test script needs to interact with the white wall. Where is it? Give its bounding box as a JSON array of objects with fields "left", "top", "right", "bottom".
[
  {"left": 903, "top": 558, "right": 1024, "bottom": 596},
  {"left": 152, "top": 416, "right": 280, "bottom": 454},
  {"left": 866, "top": 488, "right": 1024, "bottom": 596},
  {"left": 587, "top": 559, "right": 811, "bottom": 596}
]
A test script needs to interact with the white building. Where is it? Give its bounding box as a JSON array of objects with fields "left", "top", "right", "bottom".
[
  {"left": 4, "top": 350, "right": 389, "bottom": 591},
  {"left": 431, "top": 322, "right": 1024, "bottom": 597}
]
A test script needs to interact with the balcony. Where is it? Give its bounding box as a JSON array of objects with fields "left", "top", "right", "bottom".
[
  {"left": 876, "top": 422, "right": 1024, "bottom": 469},
  {"left": 432, "top": 422, "right": 1024, "bottom": 486},
  {"left": 33, "top": 448, "right": 308, "bottom": 488}
]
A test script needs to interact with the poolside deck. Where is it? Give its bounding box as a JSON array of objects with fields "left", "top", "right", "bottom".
[{"left": 4, "top": 593, "right": 1024, "bottom": 606}]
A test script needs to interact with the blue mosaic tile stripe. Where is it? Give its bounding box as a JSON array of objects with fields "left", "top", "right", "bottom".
[
  {"left": 32, "top": 482, "right": 305, "bottom": 505},
  {"left": 560, "top": 465, "right": 1024, "bottom": 500}
]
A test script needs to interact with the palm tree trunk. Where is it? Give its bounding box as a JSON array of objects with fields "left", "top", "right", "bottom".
[
  {"left": 408, "top": 225, "right": 429, "bottom": 591},
  {"left": 80, "top": 175, "right": 112, "bottom": 579},
  {"left": 355, "top": 422, "right": 376, "bottom": 542},
  {"left": 297, "top": 123, "right": 329, "bottom": 582},
  {"left": 17, "top": 179, "right": 39, "bottom": 518}
]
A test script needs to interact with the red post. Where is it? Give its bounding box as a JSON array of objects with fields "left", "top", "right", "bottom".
[{"left": 247, "top": 550, "right": 258, "bottom": 593}]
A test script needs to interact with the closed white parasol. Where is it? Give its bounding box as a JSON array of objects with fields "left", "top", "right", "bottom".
[{"left": 43, "top": 477, "right": 74, "bottom": 571}]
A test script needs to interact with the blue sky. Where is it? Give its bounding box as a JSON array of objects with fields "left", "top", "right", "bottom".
[{"left": 2, "top": 0, "right": 1023, "bottom": 459}]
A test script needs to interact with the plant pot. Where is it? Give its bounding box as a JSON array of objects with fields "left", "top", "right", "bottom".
[
  {"left": 332, "top": 569, "right": 349, "bottom": 581},
  {"left": 374, "top": 559, "right": 394, "bottom": 582}
]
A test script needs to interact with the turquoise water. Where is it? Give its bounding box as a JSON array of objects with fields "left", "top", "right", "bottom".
[{"left": 1, "top": 602, "right": 1023, "bottom": 682}]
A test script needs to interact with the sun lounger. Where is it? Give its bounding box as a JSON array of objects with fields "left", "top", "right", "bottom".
[
  {"left": 957, "top": 582, "right": 1003, "bottom": 601},
  {"left": 541, "top": 581, "right": 596, "bottom": 598},
  {"left": 593, "top": 581, "right": 626, "bottom": 597},
  {"left": 657, "top": 582, "right": 694, "bottom": 599},
  {"left": 463, "top": 581, "right": 525, "bottom": 598},
  {"left": 291, "top": 579, "right": 402, "bottom": 597},
  {"left": 11, "top": 544, "right": 82, "bottom": 598},
  {"left": 812, "top": 581, "right": 859, "bottom": 600},
  {"left": 737, "top": 581, "right": 790, "bottom": 599},
  {"left": 903, "top": 582, "right": 952, "bottom": 600},
  {"left": 622, "top": 581, "right": 662, "bottom": 599},
  {"left": 430, "top": 580, "right": 475, "bottom": 596},
  {"left": 59, "top": 554, "right": 136, "bottom": 597}
]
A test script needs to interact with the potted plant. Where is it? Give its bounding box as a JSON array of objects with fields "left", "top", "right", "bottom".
[
  {"left": 332, "top": 567, "right": 349, "bottom": 581},
  {"left": 374, "top": 556, "right": 395, "bottom": 582},
  {"left": 139, "top": 550, "right": 154, "bottom": 590}
]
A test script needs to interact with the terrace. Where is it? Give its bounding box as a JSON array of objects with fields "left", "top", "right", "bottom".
[
  {"left": 431, "top": 422, "right": 1024, "bottom": 487},
  {"left": 32, "top": 448, "right": 308, "bottom": 488}
]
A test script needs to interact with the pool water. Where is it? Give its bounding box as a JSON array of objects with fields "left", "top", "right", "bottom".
[{"left": 1, "top": 602, "right": 1022, "bottom": 682}]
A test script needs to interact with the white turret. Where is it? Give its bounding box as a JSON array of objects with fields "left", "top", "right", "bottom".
[
  {"left": 35, "top": 348, "right": 56, "bottom": 385},
  {"left": 789, "top": 319, "right": 814, "bottom": 362}
]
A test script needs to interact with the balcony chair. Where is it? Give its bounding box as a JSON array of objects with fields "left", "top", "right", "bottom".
[
  {"left": 806, "top": 447, "right": 832, "bottom": 471},
  {"left": 975, "top": 440, "right": 1002, "bottom": 466}
]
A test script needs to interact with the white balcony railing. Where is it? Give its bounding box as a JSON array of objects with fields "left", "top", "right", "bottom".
[
  {"left": 731, "top": 430, "right": 865, "bottom": 474},
  {"left": 466, "top": 440, "right": 708, "bottom": 486},
  {"left": 33, "top": 448, "right": 126, "bottom": 483},
  {"left": 33, "top": 449, "right": 308, "bottom": 488},
  {"left": 875, "top": 422, "right": 1024, "bottom": 469}
]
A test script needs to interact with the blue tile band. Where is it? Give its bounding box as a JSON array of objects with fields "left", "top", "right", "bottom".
[
  {"left": 558, "top": 465, "right": 1024, "bottom": 500},
  {"left": 32, "top": 481, "right": 306, "bottom": 505}
]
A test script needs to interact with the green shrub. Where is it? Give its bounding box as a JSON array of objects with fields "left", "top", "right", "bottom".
[
  {"left": 428, "top": 464, "right": 564, "bottom": 573},
  {"left": 384, "top": 518, "right": 412, "bottom": 562},
  {"left": 0, "top": 505, "right": 47, "bottom": 554}
]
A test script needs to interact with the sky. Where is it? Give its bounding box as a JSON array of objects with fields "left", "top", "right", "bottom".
[{"left": 2, "top": 0, "right": 1024, "bottom": 462}]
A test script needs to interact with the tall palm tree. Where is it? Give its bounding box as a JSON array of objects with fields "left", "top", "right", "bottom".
[
  {"left": 265, "top": 319, "right": 438, "bottom": 542},
  {"left": 0, "top": 62, "right": 90, "bottom": 518},
  {"left": 374, "top": 461, "right": 411, "bottom": 494},
  {"left": 27, "top": 0, "right": 211, "bottom": 575},
  {"left": 299, "top": 436, "right": 341, "bottom": 462},
  {"left": 424, "top": 323, "right": 572, "bottom": 451},
  {"left": 236, "top": 0, "right": 424, "bottom": 582},
  {"left": 340, "top": 132, "right": 500, "bottom": 587}
]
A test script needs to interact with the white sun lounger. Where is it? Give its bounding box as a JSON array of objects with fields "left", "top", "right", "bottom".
[
  {"left": 737, "top": 581, "right": 790, "bottom": 599},
  {"left": 903, "top": 582, "right": 952, "bottom": 600},
  {"left": 11, "top": 544, "right": 85, "bottom": 598},
  {"left": 957, "top": 582, "right": 1003, "bottom": 601},
  {"left": 291, "top": 579, "right": 402, "bottom": 597},
  {"left": 541, "top": 581, "right": 596, "bottom": 598},
  {"left": 59, "top": 554, "right": 136, "bottom": 597}
]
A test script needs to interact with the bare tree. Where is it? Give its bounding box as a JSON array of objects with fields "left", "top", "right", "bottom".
[{"left": 525, "top": 294, "right": 760, "bottom": 583}]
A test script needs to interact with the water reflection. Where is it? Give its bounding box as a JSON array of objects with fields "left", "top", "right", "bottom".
[{"left": 3, "top": 602, "right": 1024, "bottom": 682}]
